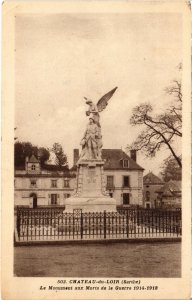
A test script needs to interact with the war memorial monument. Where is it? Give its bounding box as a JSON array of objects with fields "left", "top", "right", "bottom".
[{"left": 65, "top": 87, "right": 118, "bottom": 212}]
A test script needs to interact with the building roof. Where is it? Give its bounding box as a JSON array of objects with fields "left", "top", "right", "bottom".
[
  {"left": 15, "top": 173, "right": 75, "bottom": 178},
  {"left": 71, "top": 149, "right": 144, "bottom": 171},
  {"left": 15, "top": 162, "right": 71, "bottom": 175},
  {"left": 28, "top": 154, "right": 39, "bottom": 163},
  {"left": 42, "top": 164, "right": 69, "bottom": 172},
  {"left": 102, "top": 149, "right": 144, "bottom": 170},
  {"left": 143, "top": 172, "right": 163, "bottom": 185},
  {"left": 15, "top": 165, "right": 25, "bottom": 170},
  {"left": 156, "top": 180, "right": 181, "bottom": 197}
]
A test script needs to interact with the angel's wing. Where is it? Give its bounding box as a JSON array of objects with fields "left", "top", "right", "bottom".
[{"left": 96, "top": 87, "right": 118, "bottom": 112}]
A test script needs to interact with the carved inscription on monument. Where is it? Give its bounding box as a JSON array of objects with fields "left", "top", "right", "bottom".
[{"left": 87, "top": 169, "right": 96, "bottom": 184}]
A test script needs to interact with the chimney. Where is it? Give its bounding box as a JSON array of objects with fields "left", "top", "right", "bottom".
[
  {"left": 130, "top": 150, "right": 137, "bottom": 162},
  {"left": 73, "top": 149, "right": 79, "bottom": 166}
]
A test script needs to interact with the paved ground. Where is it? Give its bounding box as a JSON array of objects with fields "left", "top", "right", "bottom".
[{"left": 14, "top": 242, "right": 181, "bottom": 277}]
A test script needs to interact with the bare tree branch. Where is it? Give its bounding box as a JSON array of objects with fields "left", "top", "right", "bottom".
[{"left": 128, "top": 78, "right": 182, "bottom": 168}]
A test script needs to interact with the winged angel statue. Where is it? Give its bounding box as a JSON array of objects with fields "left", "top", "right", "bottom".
[{"left": 79, "top": 87, "right": 118, "bottom": 160}]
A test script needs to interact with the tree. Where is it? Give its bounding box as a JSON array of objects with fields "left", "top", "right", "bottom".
[
  {"left": 14, "top": 142, "right": 50, "bottom": 167},
  {"left": 38, "top": 147, "right": 50, "bottom": 166},
  {"left": 127, "top": 79, "right": 182, "bottom": 168},
  {"left": 160, "top": 155, "right": 182, "bottom": 182},
  {"left": 52, "top": 143, "right": 68, "bottom": 168}
]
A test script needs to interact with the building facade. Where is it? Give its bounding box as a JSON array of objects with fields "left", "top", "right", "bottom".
[
  {"left": 102, "top": 149, "right": 144, "bottom": 206},
  {"left": 15, "top": 149, "right": 144, "bottom": 208},
  {"left": 155, "top": 180, "right": 181, "bottom": 209},
  {"left": 143, "top": 172, "right": 164, "bottom": 208},
  {"left": 15, "top": 155, "right": 76, "bottom": 208},
  {"left": 71, "top": 149, "right": 144, "bottom": 207}
]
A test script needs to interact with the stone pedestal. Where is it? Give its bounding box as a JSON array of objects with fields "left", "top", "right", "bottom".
[{"left": 65, "top": 159, "right": 117, "bottom": 212}]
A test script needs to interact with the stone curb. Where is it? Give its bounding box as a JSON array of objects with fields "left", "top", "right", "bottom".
[{"left": 14, "top": 237, "right": 181, "bottom": 247}]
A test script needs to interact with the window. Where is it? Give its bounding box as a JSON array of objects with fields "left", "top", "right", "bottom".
[
  {"left": 51, "top": 180, "right": 57, "bottom": 188},
  {"left": 64, "top": 179, "right": 70, "bottom": 188},
  {"left": 107, "top": 176, "right": 114, "bottom": 189},
  {"left": 64, "top": 193, "right": 70, "bottom": 199},
  {"left": 146, "top": 191, "right": 150, "bottom": 201},
  {"left": 51, "top": 194, "right": 57, "bottom": 205},
  {"left": 109, "top": 193, "right": 113, "bottom": 198},
  {"left": 123, "top": 176, "right": 130, "bottom": 187},
  {"left": 30, "top": 179, "right": 37, "bottom": 187},
  {"left": 31, "top": 165, "right": 36, "bottom": 170},
  {"left": 123, "top": 160, "right": 129, "bottom": 168},
  {"left": 123, "top": 193, "right": 130, "bottom": 205}
]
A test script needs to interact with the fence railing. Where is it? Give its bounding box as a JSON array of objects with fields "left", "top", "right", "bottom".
[{"left": 16, "top": 208, "right": 182, "bottom": 242}]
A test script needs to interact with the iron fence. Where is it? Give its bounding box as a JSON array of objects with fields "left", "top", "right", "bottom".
[{"left": 16, "top": 207, "right": 182, "bottom": 242}]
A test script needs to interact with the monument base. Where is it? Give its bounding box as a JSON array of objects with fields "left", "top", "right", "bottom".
[
  {"left": 65, "top": 196, "right": 116, "bottom": 212},
  {"left": 65, "top": 158, "right": 117, "bottom": 212}
]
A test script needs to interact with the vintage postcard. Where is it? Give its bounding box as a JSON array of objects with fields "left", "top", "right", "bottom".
[{"left": 1, "top": 1, "right": 191, "bottom": 299}]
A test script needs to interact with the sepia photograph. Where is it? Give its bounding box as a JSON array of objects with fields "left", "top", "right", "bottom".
[{"left": 2, "top": 1, "right": 191, "bottom": 300}]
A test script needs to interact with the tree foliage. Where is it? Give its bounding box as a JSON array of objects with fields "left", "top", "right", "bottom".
[
  {"left": 14, "top": 142, "right": 50, "bottom": 167},
  {"left": 127, "top": 79, "right": 182, "bottom": 168},
  {"left": 160, "top": 155, "right": 182, "bottom": 182},
  {"left": 52, "top": 143, "right": 68, "bottom": 168}
]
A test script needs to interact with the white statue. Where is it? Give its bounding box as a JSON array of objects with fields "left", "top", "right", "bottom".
[
  {"left": 79, "top": 87, "right": 118, "bottom": 160},
  {"left": 80, "top": 117, "right": 101, "bottom": 160}
]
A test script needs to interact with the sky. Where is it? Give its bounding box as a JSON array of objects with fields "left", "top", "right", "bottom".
[{"left": 15, "top": 13, "right": 182, "bottom": 174}]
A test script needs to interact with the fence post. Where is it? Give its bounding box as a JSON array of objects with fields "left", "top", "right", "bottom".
[
  {"left": 179, "top": 210, "right": 182, "bottom": 235},
  {"left": 17, "top": 209, "right": 20, "bottom": 241},
  {"left": 137, "top": 209, "right": 140, "bottom": 226},
  {"left": 126, "top": 209, "right": 129, "bottom": 238},
  {"left": 26, "top": 211, "right": 29, "bottom": 241},
  {"left": 73, "top": 212, "right": 74, "bottom": 239},
  {"left": 176, "top": 213, "right": 179, "bottom": 236},
  {"left": 104, "top": 210, "right": 106, "bottom": 239},
  {"left": 80, "top": 211, "right": 83, "bottom": 239},
  {"left": 151, "top": 210, "right": 154, "bottom": 234}
]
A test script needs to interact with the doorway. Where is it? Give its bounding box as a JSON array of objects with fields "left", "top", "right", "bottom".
[
  {"left": 30, "top": 193, "right": 37, "bottom": 208},
  {"left": 123, "top": 193, "right": 130, "bottom": 205},
  {"left": 146, "top": 203, "right": 150, "bottom": 209}
]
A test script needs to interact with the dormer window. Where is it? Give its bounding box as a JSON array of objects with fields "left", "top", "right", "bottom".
[
  {"left": 123, "top": 159, "right": 129, "bottom": 168},
  {"left": 31, "top": 164, "right": 36, "bottom": 170}
]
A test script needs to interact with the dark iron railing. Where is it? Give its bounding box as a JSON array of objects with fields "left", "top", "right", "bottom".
[{"left": 15, "top": 207, "right": 182, "bottom": 242}]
